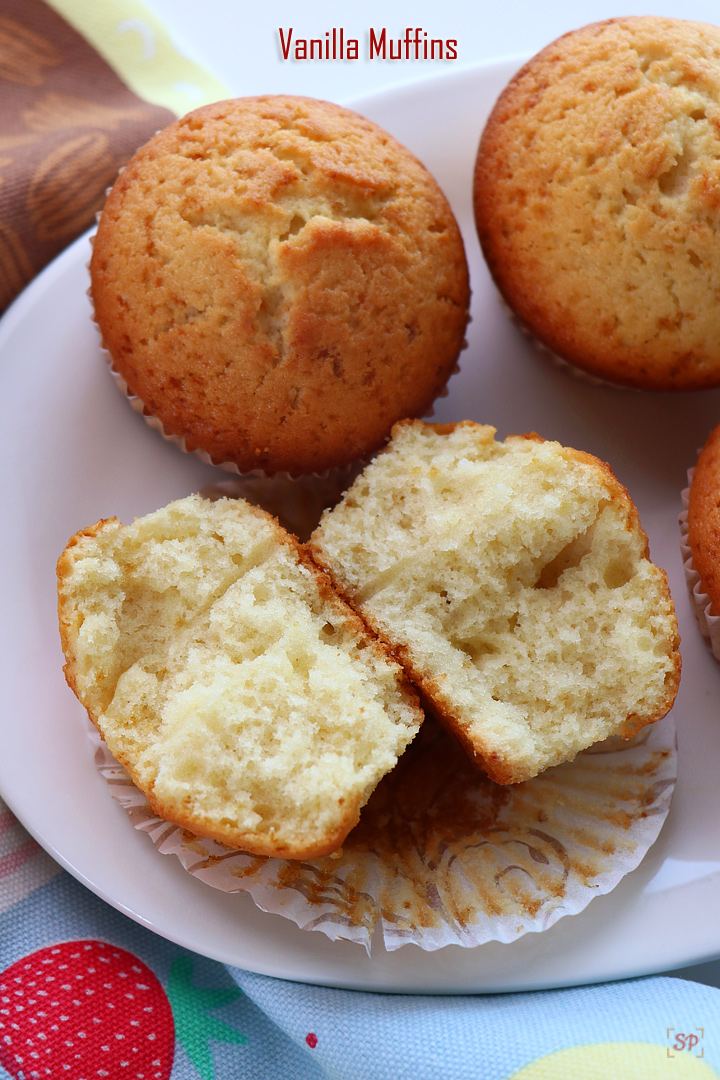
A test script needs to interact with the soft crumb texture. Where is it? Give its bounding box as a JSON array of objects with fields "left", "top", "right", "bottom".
[
  {"left": 90, "top": 95, "right": 470, "bottom": 475},
  {"left": 474, "top": 17, "right": 720, "bottom": 390},
  {"left": 57, "top": 495, "right": 422, "bottom": 858},
  {"left": 309, "top": 421, "right": 681, "bottom": 784},
  {"left": 688, "top": 421, "right": 720, "bottom": 613}
]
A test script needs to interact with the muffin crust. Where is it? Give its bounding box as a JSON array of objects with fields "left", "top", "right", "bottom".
[
  {"left": 688, "top": 422, "right": 720, "bottom": 613},
  {"left": 91, "top": 95, "right": 470, "bottom": 475},
  {"left": 474, "top": 17, "right": 720, "bottom": 390}
]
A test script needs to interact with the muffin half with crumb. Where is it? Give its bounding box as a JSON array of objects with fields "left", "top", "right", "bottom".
[
  {"left": 309, "top": 420, "right": 681, "bottom": 784},
  {"left": 91, "top": 95, "right": 470, "bottom": 475},
  {"left": 57, "top": 495, "right": 423, "bottom": 858}
]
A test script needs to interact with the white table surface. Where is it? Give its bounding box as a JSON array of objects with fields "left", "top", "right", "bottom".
[{"left": 120, "top": 0, "right": 720, "bottom": 989}]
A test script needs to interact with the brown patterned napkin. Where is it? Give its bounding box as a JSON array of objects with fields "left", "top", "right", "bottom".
[{"left": 0, "top": 0, "right": 174, "bottom": 313}]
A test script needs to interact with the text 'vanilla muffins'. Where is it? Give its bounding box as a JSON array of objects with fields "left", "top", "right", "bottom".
[
  {"left": 57, "top": 495, "right": 423, "bottom": 858},
  {"left": 309, "top": 420, "right": 681, "bottom": 784},
  {"left": 474, "top": 17, "right": 720, "bottom": 391},
  {"left": 91, "top": 95, "right": 470, "bottom": 476}
]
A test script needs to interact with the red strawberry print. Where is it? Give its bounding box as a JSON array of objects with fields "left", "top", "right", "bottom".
[
  {"left": 0, "top": 941, "right": 247, "bottom": 1080},
  {"left": 0, "top": 940, "right": 174, "bottom": 1080}
]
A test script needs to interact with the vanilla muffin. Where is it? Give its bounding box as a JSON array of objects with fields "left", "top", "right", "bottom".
[
  {"left": 309, "top": 421, "right": 681, "bottom": 784},
  {"left": 90, "top": 95, "right": 470, "bottom": 476},
  {"left": 57, "top": 495, "right": 423, "bottom": 858},
  {"left": 474, "top": 17, "right": 720, "bottom": 391},
  {"left": 686, "top": 422, "right": 720, "bottom": 621}
]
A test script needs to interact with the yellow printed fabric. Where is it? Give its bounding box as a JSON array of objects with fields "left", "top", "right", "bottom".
[
  {"left": 45, "top": 0, "right": 227, "bottom": 115},
  {"left": 510, "top": 1043, "right": 717, "bottom": 1079}
]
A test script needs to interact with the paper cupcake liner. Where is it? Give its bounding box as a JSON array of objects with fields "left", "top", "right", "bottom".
[
  {"left": 91, "top": 714, "right": 676, "bottom": 954},
  {"left": 498, "top": 294, "right": 638, "bottom": 393},
  {"left": 679, "top": 469, "right": 720, "bottom": 661}
]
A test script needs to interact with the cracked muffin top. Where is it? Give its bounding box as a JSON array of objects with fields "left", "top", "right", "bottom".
[
  {"left": 474, "top": 17, "right": 720, "bottom": 391},
  {"left": 90, "top": 95, "right": 470, "bottom": 475}
]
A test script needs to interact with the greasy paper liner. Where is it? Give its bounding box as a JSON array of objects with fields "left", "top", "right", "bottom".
[
  {"left": 680, "top": 470, "right": 720, "bottom": 661},
  {"left": 498, "top": 295, "right": 637, "bottom": 393},
  {"left": 91, "top": 715, "right": 676, "bottom": 954}
]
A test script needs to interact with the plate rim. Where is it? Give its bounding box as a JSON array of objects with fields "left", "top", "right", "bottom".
[{"left": 2, "top": 56, "right": 720, "bottom": 993}]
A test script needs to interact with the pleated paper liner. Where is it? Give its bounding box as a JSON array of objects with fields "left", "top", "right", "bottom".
[
  {"left": 680, "top": 470, "right": 720, "bottom": 662},
  {"left": 92, "top": 714, "right": 676, "bottom": 954}
]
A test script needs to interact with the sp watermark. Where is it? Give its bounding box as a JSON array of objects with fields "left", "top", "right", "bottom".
[{"left": 667, "top": 1027, "right": 705, "bottom": 1058}]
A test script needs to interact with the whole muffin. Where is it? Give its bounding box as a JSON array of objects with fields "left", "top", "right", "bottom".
[
  {"left": 91, "top": 95, "right": 470, "bottom": 475},
  {"left": 474, "top": 17, "right": 720, "bottom": 391}
]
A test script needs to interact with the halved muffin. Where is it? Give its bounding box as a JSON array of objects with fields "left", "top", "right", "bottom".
[
  {"left": 309, "top": 420, "right": 681, "bottom": 783},
  {"left": 57, "top": 494, "right": 422, "bottom": 858}
]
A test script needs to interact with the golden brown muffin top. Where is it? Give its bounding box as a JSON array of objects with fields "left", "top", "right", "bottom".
[
  {"left": 91, "top": 95, "right": 469, "bottom": 475},
  {"left": 474, "top": 17, "right": 720, "bottom": 391},
  {"left": 688, "top": 421, "right": 720, "bottom": 612}
]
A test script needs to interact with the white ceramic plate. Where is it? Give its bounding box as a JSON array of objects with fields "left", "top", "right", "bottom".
[{"left": 2, "top": 59, "right": 720, "bottom": 994}]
